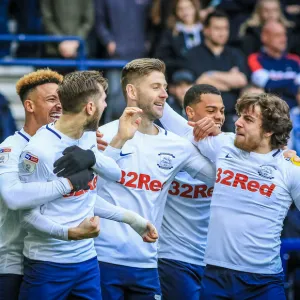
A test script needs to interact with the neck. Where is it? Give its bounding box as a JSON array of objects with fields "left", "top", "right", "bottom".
[
  {"left": 23, "top": 115, "right": 42, "bottom": 137},
  {"left": 264, "top": 47, "right": 283, "bottom": 59},
  {"left": 205, "top": 40, "right": 224, "bottom": 55},
  {"left": 54, "top": 114, "right": 85, "bottom": 139},
  {"left": 253, "top": 139, "right": 272, "bottom": 154},
  {"left": 138, "top": 117, "right": 158, "bottom": 135}
]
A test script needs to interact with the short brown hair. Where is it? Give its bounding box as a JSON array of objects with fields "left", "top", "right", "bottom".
[
  {"left": 57, "top": 71, "right": 108, "bottom": 113},
  {"left": 121, "top": 58, "right": 166, "bottom": 100},
  {"left": 235, "top": 93, "right": 292, "bottom": 149},
  {"left": 16, "top": 69, "right": 63, "bottom": 103}
]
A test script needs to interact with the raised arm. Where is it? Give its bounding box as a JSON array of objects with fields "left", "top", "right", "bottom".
[{"left": 160, "top": 102, "right": 192, "bottom": 137}]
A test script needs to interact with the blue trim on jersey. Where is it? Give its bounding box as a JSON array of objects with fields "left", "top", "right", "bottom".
[
  {"left": 165, "top": 129, "right": 167, "bottom": 135},
  {"left": 272, "top": 149, "right": 281, "bottom": 157},
  {"left": 17, "top": 131, "right": 30, "bottom": 142},
  {"left": 46, "top": 124, "right": 61, "bottom": 139}
]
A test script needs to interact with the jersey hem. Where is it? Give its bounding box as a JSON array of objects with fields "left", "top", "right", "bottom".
[{"left": 204, "top": 258, "right": 283, "bottom": 274}]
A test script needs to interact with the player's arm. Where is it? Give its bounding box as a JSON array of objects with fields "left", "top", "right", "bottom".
[
  {"left": 94, "top": 193, "right": 158, "bottom": 243},
  {"left": 20, "top": 208, "right": 100, "bottom": 241},
  {"left": 0, "top": 170, "right": 71, "bottom": 210},
  {"left": 181, "top": 142, "right": 216, "bottom": 186},
  {"left": 53, "top": 107, "right": 143, "bottom": 176},
  {"left": 160, "top": 102, "right": 193, "bottom": 137},
  {"left": 288, "top": 160, "right": 300, "bottom": 211}
]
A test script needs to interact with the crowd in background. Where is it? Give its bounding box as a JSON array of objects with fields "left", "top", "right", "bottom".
[{"left": 1, "top": 0, "right": 300, "bottom": 298}]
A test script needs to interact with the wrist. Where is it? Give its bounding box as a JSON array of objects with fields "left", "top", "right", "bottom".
[
  {"left": 68, "top": 227, "right": 82, "bottom": 240},
  {"left": 109, "top": 133, "right": 128, "bottom": 149}
]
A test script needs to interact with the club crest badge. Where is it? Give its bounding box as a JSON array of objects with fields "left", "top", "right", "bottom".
[
  {"left": 258, "top": 165, "right": 276, "bottom": 179},
  {"left": 157, "top": 152, "right": 175, "bottom": 170},
  {"left": 22, "top": 152, "right": 39, "bottom": 173},
  {"left": 0, "top": 148, "right": 11, "bottom": 164}
]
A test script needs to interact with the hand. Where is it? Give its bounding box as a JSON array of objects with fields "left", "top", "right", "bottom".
[
  {"left": 68, "top": 216, "right": 100, "bottom": 240},
  {"left": 117, "top": 107, "right": 143, "bottom": 141},
  {"left": 188, "top": 117, "right": 221, "bottom": 142},
  {"left": 67, "top": 168, "right": 94, "bottom": 192},
  {"left": 58, "top": 40, "right": 79, "bottom": 58},
  {"left": 283, "top": 147, "right": 300, "bottom": 162},
  {"left": 53, "top": 145, "right": 96, "bottom": 177},
  {"left": 96, "top": 131, "right": 108, "bottom": 151},
  {"left": 141, "top": 222, "right": 159, "bottom": 243},
  {"left": 107, "top": 41, "right": 116, "bottom": 56}
]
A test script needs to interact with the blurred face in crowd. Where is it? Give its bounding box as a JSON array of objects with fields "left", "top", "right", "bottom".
[
  {"left": 134, "top": 71, "right": 168, "bottom": 121},
  {"left": 173, "top": 81, "right": 193, "bottom": 108},
  {"left": 84, "top": 84, "right": 107, "bottom": 131},
  {"left": 204, "top": 17, "right": 229, "bottom": 46},
  {"left": 176, "top": 0, "right": 197, "bottom": 25},
  {"left": 234, "top": 105, "right": 268, "bottom": 152},
  {"left": 262, "top": 21, "right": 287, "bottom": 55},
  {"left": 259, "top": 0, "right": 281, "bottom": 23},
  {"left": 186, "top": 93, "right": 225, "bottom": 128},
  {"left": 24, "top": 83, "right": 62, "bottom": 128}
]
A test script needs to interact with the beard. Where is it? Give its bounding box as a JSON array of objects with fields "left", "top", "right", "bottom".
[
  {"left": 234, "top": 133, "right": 263, "bottom": 152},
  {"left": 83, "top": 107, "right": 101, "bottom": 132}
]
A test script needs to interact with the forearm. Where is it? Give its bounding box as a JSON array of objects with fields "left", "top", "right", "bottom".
[
  {"left": 95, "top": 196, "right": 148, "bottom": 236},
  {"left": 20, "top": 209, "right": 69, "bottom": 240},
  {"left": 196, "top": 74, "right": 230, "bottom": 91},
  {"left": 160, "top": 103, "right": 192, "bottom": 137},
  {"left": 0, "top": 172, "right": 71, "bottom": 210},
  {"left": 91, "top": 148, "right": 122, "bottom": 181},
  {"left": 204, "top": 72, "right": 247, "bottom": 88}
]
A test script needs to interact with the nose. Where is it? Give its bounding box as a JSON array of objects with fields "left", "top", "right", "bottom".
[
  {"left": 56, "top": 102, "right": 62, "bottom": 110},
  {"left": 160, "top": 88, "right": 168, "bottom": 99},
  {"left": 235, "top": 117, "right": 243, "bottom": 128}
]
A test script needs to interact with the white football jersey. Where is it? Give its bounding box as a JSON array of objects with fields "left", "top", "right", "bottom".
[
  {"left": 160, "top": 102, "right": 300, "bottom": 274},
  {"left": 195, "top": 133, "right": 300, "bottom": 274},
  {"left": 95, "top": 120, "right": 215, "bottom": 268},
  {"left": 0, "top": 129, "right": 30, "bottom": 274},
  {"left": 158, "top": 171, "right": 212, "bottom": 266},
  {"left": 19, "top": 123, "right": 119, "bottom": 263}
]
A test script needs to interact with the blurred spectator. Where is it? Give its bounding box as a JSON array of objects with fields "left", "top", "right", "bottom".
[
  {"left": 185, "top": 10, "right": 248, "bottom": 132},
  {"left": 168, "top": 69, "right": 195, "bottom": 118},
  {"left": 240, "top": 84, "right": 264, "bottom": 96},
  {"left": 40, "top": 0, "right": 94, "bottom": 59},
  {"left": 0, "top": 0, "right": 11, "bottom": 58},
  {"left": 288, "top": 92, "right": 300, "bottom": 156},
  {"left": 10, "top": 0, "right": 43, "bottom": 57},
  {"left": 0, "top": 93, "right": 17, "bottom": 143},
  {"left": 94, "top": 0, "right": 152, "bottom": 123},
  {"left": 155, "top": 0, "right": 203, "bottom": 79},
  {"left": 213, "top": 0, "right": 256, "bottom": 46},
  {"left": 248, "top": 21, "right": 300, "bottom": 109},
  {"left": 239, "top": 0, "right": 295, "bottom": 57}
]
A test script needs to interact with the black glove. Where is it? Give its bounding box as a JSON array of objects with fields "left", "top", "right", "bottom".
[
  {"left": 53, "top": 145, "right": 96, "bottom": 177},
  {"left": 67, "top": 169, "right": 94, "bottom": 192}
]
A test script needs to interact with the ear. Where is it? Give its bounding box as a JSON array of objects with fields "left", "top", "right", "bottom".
[
  {"left": 23, "top": 99, "right": 34, "bottom": 113},
  {"left": 185, "top": 105, "right": 195, "bottom": 119},
  {"left": 126, "top": 84, "right": 137, "bottom": 100},
  {"left": 264, "top": 131, "right": 273, "bottom": 138},
  {"left": 85, "top": 101, "right": 95, "bottom": 116}
]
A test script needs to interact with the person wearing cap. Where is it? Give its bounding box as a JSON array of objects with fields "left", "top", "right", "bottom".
[{"left": 167, "top": 69, "right": 195, "bottom": 119}]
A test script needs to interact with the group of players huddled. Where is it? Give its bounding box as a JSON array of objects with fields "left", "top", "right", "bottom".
[{"left": 1, "top": 58, "right": 300, "bottom": 300}]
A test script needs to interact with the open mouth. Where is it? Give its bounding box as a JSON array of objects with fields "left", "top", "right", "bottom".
[
  {"left": 154, "top": 102, "right": 164, "bottom": 108},
  {"left": 49, "top": 113, "right": 61, "bottom": 122}
]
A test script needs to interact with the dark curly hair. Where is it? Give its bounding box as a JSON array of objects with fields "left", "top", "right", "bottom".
[{"left": 235, "top": 93, "right": 292, "bottom": 149}]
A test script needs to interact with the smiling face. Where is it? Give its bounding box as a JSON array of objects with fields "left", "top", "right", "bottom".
[
  {"left": 186, "top": 93, "right": 225, "bottom": 129},
  {"left": 26, "top": 83, "right": 62, "bottom": 126},
  {"left": 135, "top": 71, "right": 168, "bottom": 121}
]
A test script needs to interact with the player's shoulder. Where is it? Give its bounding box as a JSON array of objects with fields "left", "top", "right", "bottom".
[
  {"left": 0, "top": 131, "right": 29, "bottom": 166},
  {"left": 23, "top": 125, "right": 58, "bottom": 158},
  {"left": 98, "top": 120, "right": 119, "bottom": 142}
]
